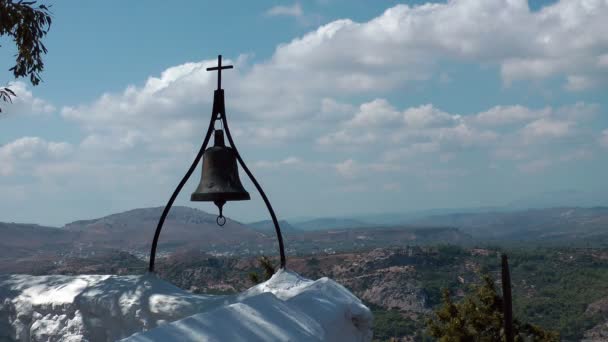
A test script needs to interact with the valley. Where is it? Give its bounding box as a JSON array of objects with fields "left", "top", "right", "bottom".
[{"left": 2, "top": 206, "right": 608, "bottom": 340}]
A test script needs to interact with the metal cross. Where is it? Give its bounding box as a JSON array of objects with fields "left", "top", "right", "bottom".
[{"left": 206, "top": 55, "right": 233, "bottom": 90}]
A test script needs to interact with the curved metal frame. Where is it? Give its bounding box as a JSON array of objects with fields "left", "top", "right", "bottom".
[{"left": 148, "top": 89, "right": 286, "bottom": 272}]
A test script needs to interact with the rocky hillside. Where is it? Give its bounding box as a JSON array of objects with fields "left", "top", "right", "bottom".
[
  {"left": 152, "top": 246, "right": 608, "bottom": 340},
  {"left": 583, "top": 297, "right": 608, "bottom": 341}
]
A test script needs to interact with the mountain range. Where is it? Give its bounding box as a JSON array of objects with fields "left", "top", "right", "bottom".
[
  {"left": 1, "top": 205, "right": 607, "bottom": 271},
  {"left": 409, "top": 206, "right": 608, "bottom": 242}
]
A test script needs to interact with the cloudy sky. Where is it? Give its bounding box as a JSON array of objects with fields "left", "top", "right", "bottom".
[{"left": 1, "top": 0, "right": 607, "bottom": 226}]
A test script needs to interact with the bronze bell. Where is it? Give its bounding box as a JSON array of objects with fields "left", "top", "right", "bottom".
[{"left": 191, "top": 129, "right": 250, "bottom": 224}]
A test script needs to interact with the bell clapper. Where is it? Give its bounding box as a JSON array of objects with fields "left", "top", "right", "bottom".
[{"left": 214, "top": 200, "right": 227, "bottom": 226}]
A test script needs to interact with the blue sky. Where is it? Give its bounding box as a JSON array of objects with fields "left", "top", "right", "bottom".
[{"left": 1, "top": 0, "right": 607, "bottom": 226}]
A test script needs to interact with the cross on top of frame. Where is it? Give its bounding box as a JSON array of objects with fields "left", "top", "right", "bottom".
[{"left": 206, "top": 55, "right": 233, "bottom": 90}]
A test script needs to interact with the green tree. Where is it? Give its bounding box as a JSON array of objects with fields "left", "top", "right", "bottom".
[
  {"left": 248, "top": 255, "right": 276, "bottom": 284},
  {"left": 0, "top": 0, "right": 52, "bottom": 112},
  {"left": 427, "top": 275, "right": 559, "bottom": 341}
]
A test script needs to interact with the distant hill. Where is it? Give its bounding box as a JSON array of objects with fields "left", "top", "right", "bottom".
[
  {"left": 0, "top": 222, "right": 73, "bottom": 258},
  {"left": 247, "top": 219, "right": 298, "bottom": 234},
  {"left": 506, "top": 190, "right": 608, "bottom": 210},
  {"left": 0, "top": 207, "right": 272, "bottom": 259},
  {"left": 291, "top": 217, "right": 373, "bottom": 231},
  {"left": 411, "top": 206, "right": 608, "bottom": 242},
  {"left": 348, "top": 206, "right": 503, "bottom": 226},
  {"left": 63, "top": 206, "right": 268, "bottom": 251}
]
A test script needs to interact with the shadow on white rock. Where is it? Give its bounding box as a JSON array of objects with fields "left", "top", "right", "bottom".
[
  {"left": 0, "top": 273, "right": 228, "bottom": 341},
  {"left": 0, "top": 270, "right": 372, "bottom": 341},
  {"left": 122, "top": 270, "right": 373, "bottom": 342}
]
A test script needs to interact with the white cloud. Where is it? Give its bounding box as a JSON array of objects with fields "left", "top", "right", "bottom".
[
  {"left": 80, "top": 130, "right": 147, "bottom": 151},
  {"left": 317, "top": 130, "right": 376, "bottom": 146},
  {"left": 266, "top": 3, "right": 303, "bottom": 18},
  {"left": 262, "top": 0, "right": 608, "bottom": 94},
  {"left": 321, "top": 100, "right": 498, "bottom": 157},
  {"left": 436, "top": 123, "right": 498, "bottom": 146},
  {"left": 319, "top": 97, "right": 605, "bottom": 178},
  {"left": 315, "top": 98, "right": 356, "bottom": 122},
  {"left": 403, "top": 105, "right": 459, "bottom": 129},
  {"left": 472, "top": 105, "right": 550, "bottom": 126},
  {"left": 54, "top": 1, "right": 607, "bottom": 162},
  {"left": 61, "top": 61, "right": 216, "bottom": 128},
  {"left": 333, "top": 159, "right": 401, "bottom": 179},
  {"left": 467, "top": 101, "right": 595, "bottom": 144},
  {"left": 0, "top": 137, "right": 72, "bottom": 160},
  {"left": 476, "top": 103, "right": 602, "bottom": 173},
  {"left": 253, "top": 156, "right": 302, "bottom": 169},
  {"left": 520, "top": 118, "right": 571, "bottom": 142},
  {"left": 347, "top": 99, "right": 400, "bottom": 127},
  {"left": 0, "top": 137, "right": 73, "bottom": 176},
  {"left": 383, "top": 142, "right": 440, "bottom": 162},
  {"left": 59, "top": 58, "right": 227, "bottom": 164},
  {"left": 1, "top": 81, "right": 55, "bottom": 115}
]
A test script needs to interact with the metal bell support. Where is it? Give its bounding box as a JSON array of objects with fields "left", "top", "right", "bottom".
[{"left": 148, "top": 55, "right": 286, "bottom": 272}]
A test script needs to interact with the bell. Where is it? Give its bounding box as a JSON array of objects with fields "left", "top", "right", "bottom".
[{"left": 191, "top": 129, "right": 250, "bottom": 223}]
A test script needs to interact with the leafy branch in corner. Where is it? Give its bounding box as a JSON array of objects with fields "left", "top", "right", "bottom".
[{"left": 0, "top": 0, "right": 52, "bottom": 112}]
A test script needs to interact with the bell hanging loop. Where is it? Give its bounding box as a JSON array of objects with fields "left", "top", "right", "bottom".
[{"left": 215, "top": 200, "right": 226, "bottom": 226}]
